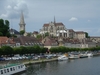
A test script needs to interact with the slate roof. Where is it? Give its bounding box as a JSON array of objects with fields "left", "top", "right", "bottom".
[{"left": 10, "top": 29, "right": 20, "bottom": 35}]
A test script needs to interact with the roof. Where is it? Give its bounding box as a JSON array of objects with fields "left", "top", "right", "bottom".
[
  {"left": 75, "top": 31, "right": 85, "bottom": 34},
  {"left": 0, "top": 37, "right": 15, "bottom": 44},
  {"left": 13, "top": 36, "right": 42, "bottom": 45},
  {"left": 43, "top": 37, "right": 58, "bottom": 46},
  {"left": 68, "top": 29, "right": 75, "bottom": 32},
  {"left": 33, "top": 31, "right": 39, "bottom": 34},
  {"left": 10, "top": 29, "right": 20, "bottom": 35},
  {"left": 43, "top": 22, "right": 64, "bottom": 27}
]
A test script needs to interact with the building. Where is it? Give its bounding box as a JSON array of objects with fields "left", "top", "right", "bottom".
[
  {"left": 68, "top": 29, "right": 75, "bottom": 38},
  {"left": 0, "top": 37, "right": 15, "bottom": 47},
  {"left": 13, "top": 36, "right": 43, "bottom": 47},
  {"left": 42, "top": 37, "right": 58, "bottom": 49},
  {"left": 9, "top": 28, "right": 20, "bottom": 37},
  {"left": 40, "top": 19, "right": 68, "bottom": 38},
  {"left": 74, "top": 31, "right": 86, "bottom": 39}
]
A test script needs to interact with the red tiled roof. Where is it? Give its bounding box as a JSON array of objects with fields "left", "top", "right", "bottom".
[{"left": 0, "top": 37, "right": 15, "bottom": 44}]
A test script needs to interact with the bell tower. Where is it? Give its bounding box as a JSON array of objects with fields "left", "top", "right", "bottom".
[{"left": 19, "top": 11, "right": 26, "bottom": 32}]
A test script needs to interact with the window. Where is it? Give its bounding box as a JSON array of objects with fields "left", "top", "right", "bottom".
[
  {"left": 7, "top": 69, "right": 9, "bottom": 72},
  {"left": 10, "top": 68, "right": 13, "bottom": 71},
  {"left": 18, "top": 66, "right": 20, "bottom": 69},
  {"left": 1, "top": 70, "right": 3, "bottom": 74},
  {"left": 13, "top": 67, "right": 15, "bottom": 71},
  {"left": 4, "top": 69, "right": 6, "bottom": 73}
]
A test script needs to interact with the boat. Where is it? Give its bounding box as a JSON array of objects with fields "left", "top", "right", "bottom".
[
  {"left": 68, "top": 52, "right": 80, "bottom": 59},
  {"left": 68, "top": 54, "right": 80, "bottom": 59},
  {"left": 79, "top": 53, "right": 88, "bottom": 58},
  {"left": 87, "top": 52, "right": 93, "bottom": 57},
  {"left": 0, "top": 63, "right": 26, "bottom": 75},
  {"left": 57, "top": 54, "right": 68, "bottom": 61}
]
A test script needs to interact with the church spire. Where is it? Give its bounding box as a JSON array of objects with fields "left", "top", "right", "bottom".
[
  {"left": 19, "top": 11, "right": 26, "bottom": 31},
  {"left": 54, "top": 16, "right": 56, "bottom": 24}
]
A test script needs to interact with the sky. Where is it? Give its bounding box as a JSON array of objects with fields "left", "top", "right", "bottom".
[{"left": 0, "top": 0, "right": 100, "bottom": 36}]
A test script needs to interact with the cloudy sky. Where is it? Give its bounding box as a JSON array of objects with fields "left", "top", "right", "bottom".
[{"left": 0, "top": 0, "right": 100, "bottom": 36}]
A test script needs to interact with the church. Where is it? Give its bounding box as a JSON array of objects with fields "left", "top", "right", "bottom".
[{"left": 40, "top": 18, "right": 69, "bottom": 38}]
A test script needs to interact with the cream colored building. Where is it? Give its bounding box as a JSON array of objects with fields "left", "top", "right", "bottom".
[{"left": 74, "top": 31, "right": 86, "bottom": 39}]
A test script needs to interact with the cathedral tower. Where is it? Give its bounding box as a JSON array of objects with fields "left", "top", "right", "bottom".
[{"left": 19, "top": 11, "right": 26, "bottom": 32}]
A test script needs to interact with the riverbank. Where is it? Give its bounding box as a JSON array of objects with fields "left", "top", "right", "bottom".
[{"left": 23, "top": 58, "right": 58, "bottom": 65}]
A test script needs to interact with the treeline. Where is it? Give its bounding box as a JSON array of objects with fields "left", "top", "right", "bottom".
[
  {"left": 0, "top": 46, "right": 100, "bottom": 56},
  {"left": 50, "top": 46, "right": 100, "bottom": 53},
  {"left": 0, "top": 45, "right": 48, "bottom": 56}
]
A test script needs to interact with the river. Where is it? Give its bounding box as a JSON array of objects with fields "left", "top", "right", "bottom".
[{"left": 20, "top": 56, "right": 100, "bottom": 75}]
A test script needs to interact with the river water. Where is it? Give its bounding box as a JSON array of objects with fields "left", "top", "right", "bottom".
[{"left": 20, "top": 56, "right": 100, "bottom": 75}]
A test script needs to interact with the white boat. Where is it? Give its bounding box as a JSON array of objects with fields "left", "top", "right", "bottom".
[
  {"left": 68, "top": 54, "right": 80, "bottom": 59},
  {"left": 87, "top": 52, "right": 93, "bottom": 57},
  {"left": 57, "top": 55, "right": 68, "bottom": 61},
  {"left": 0, "top": 63, "right": 26, "bottom": 75}
]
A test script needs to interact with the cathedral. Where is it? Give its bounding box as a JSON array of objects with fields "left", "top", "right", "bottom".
[{"left": 40, "top": 18, "right": 69, "bottom": 38}]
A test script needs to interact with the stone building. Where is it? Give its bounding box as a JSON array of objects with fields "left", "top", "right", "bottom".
[
  {"left": 74, "top": 31, "right": 86, "bottom": 39},
  {"left": 40, "top": 20, "right": 68, "bottom": 38}
]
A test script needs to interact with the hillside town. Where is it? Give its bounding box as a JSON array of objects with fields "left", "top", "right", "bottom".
[{"left": 0, "top": 12, "right": 100, "bottom": 49}]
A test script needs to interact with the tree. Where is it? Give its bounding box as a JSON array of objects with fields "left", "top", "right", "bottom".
[
  {"left": 85, "top": 32, "right": 90, "bottom": 38},
  {"left": 1, "top": 46, "right": 13, "bottom": 56},
  {"left": 0, "top": 19, "right": 11, "bottom": 37},
  {"left": 36, "top": 34, "right": 42, "bottom": 39},
  {"left": 20, "top": 30, "right": 25, "bottom": 35},
  {"left": 27, "top": 32, "right": 32, "bottom": 37},
  {"left": 45, "top": 32, "right": 49, "bottom": 37}
]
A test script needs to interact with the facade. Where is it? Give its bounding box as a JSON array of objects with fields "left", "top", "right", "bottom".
[
  {"left": 74, "top": 31, "right": 86, "bottom": 39},
  {"left": 40, "top": 21, "right": 68, "bottom": 38},
  {"left": 68, "top": 29, "right": 75, "bottom": 38},
  {"left": 19, "top": 11, "right": 26, "bottom": 32}
]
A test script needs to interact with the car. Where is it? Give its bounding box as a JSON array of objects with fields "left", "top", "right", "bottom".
[{"left": 0, "top": 57, "right": 5, "bottom": 61}]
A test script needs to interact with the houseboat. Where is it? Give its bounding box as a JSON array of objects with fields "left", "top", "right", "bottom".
[{"left": 0, "top": 63, "right": 26, "bottom": 75}]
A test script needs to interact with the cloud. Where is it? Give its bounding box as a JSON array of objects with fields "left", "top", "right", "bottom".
[
  {"left": 69, "top": 17, "right": 78, "bottom": 21},
  {"left": 0, "top": 0, "right": 28, "bottom": 19}
]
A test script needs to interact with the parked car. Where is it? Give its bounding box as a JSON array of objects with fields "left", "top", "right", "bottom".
[{"left": 0, "top": 57, "right": 5, "bottom": 61}]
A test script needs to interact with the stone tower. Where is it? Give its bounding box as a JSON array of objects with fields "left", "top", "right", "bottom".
[{"left": 19, "top": 11, "right": 26, "bottom": 32}]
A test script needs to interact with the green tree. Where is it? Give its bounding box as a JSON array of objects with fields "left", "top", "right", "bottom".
[
  {"left": 20, "top": 30, "right": 25, "bottom": 35},
  {"left": 36, "top": 34, "right": 42, "bottom": 39},
  {"left": 0, "top": 19, "right": 11, "bottom": 37},
  {"left": 45, "top": 32, "right": 49, "bottom": 37},
  {"left": 1, "top": 46, "right": 13, "bottom": 56},
  {"left": 85, "top": 32, "right": 90, "bottom": 38}
]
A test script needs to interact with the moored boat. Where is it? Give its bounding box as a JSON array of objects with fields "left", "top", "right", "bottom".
[
  {"left": 68, "top": 54, "right": 80, "bottom": 59},
  {"left": 57, "top": 54, "right": 68, "bottom": 61},
  {"left": 0, "top": 63, "right": 26, "bottom": 75}
]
